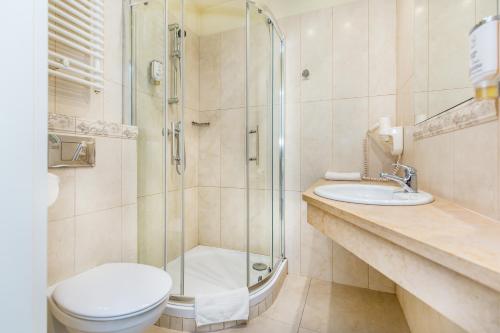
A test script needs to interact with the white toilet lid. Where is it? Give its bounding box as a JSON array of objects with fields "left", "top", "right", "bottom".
[{"left": 52, "top": 263, "right": 172, "bottom": 320}]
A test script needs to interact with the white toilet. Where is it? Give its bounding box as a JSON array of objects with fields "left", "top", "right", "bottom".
[{"left": 48, "top": 263, "right": 172, "bottom": 333}]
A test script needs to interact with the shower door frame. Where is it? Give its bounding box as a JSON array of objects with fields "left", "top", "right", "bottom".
[
  {"left": 128, "top": 0, "right": 286, "bottom": 299},
  {"left": 245, "top": 0, "right": 286, "bottom": 288},
  {"left": 170, "top": 0, "right": 286, "bottom": 298}
]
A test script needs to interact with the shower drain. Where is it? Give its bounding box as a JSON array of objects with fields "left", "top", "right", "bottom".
[{"left": 252, "top": 262, "right": 268, "bottom": 271}]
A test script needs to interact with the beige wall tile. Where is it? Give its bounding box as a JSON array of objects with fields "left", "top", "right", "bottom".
[
  {"left": 369, "top": 95, "right": 396, "bottom": 127},
  {"left": 278, "top": 16, "right": 301, "bottom": 104},
  {"left": 48, "top": 168, "right": 75, "bottom": 222},
  {"left": 300, "top": 8, "right": 333, "bottom": 102},
  {"left": 220, "top": 28, "right": 245, "bottom": 109},
  {"left": 332, "top": 98, "right": 369, "bottom": 173},
  {"left": 285, "top": 103, "right": 301, "bottom": 191},
  {"left": 220, "top": 188, "right": 246, "bottom": 252},
  {"left": 413, "top": 0, "right": 428, "bottom": 94},
  {"left": 413, "top": 91, "right": 428, "bottom": 123},
  {"left": 122, "top": 204, "right": 138, "bottom": 263},
  {"left": 199, "top": 34, "right": 221, "bottom": 111},
  {"left": 55, "top": 78, "right": 102, "bottom": 120},
  {"left": 248, "top": 22, "right": 271, "bottom": 108},
  {"left": 300, "top": 101, "right": 333, "bottom": 191},
  {"left": 453, "top": 121, "right": 499, "bottom": 219},
  {"left": 184, "top": 187, "right": 199, "bottom": 251},
  {"left": 185, "top": 30, "right": 200, "bottom": 111},
  {"left": 137, "top": 93, "right": 163, "bottom": 197},
  {"left": 333, "top": 0, "right": 369, "bottom": 99},
  {"left": 220, "top": 109, "right": 246, "bottom": 188},
  {"left": 198, "top": 187, "right": 221, "bottom": 247},
  {"left": 198, "top": 111, "right": 221, "bottom": 187},
  {"left": 417, "top": 132, "right": 454, "bottom": 199},
  {"left": 285, "top": 191, "right": 301, "bottom": 275},
  {"left": 104, "top": 0, "right": 123, "bottom": 84},
  {"left": 139, "top": 193, "right": 165, "bottom": 267},
  {"left": 167, "top": 191, "right": 182, "bottom": 263},
  {"left": 75, "top": 137, "right": 122, "bottom": 215},
  {"left": 75, "top": 207, "right": 122, "bottom": 273},
  {"left": 122, "top": 139, "right": 137, "bottom": 205},
  {"left": 332, "top": 241, "right": 369, "bottom": 288},
  {"left": 398, "top": 80, "right": 414, "bottom": 127},
  {"left": 48, "top": 218, "right": 75, "bottom": 285},
  {"left": 301, "top": 201, "right": 333, "bottom": 281},
  {"left": 249, "top": 189, "right": 272, "bottom": 256},
  {"left": 396, "top": 0, "right": 414, "bottom": 89},
  {"left": 184, "top": 107, "right": 199, "bottom": 189},
  {"left": 103, "top": 80, "right": 123, "bottom": 124},
  {"left": 369, "top": 0, "right": 397, "bottom": 96},
  {"left": 134, "top": 1, "right": 164, "bottom": 98}
]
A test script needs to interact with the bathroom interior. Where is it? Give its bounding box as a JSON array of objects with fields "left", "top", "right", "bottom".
[{"left": 4, "top": 0, "right": 500, "bottom": 332}]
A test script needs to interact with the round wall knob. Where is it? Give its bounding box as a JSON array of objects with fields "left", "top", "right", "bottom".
[{"left": 302, "top": 69, "right": 310, "bottom": 79}]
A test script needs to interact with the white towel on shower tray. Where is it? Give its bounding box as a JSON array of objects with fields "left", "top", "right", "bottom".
[{"left": 194, "top": 287, "right": 249, "bottom": 327}]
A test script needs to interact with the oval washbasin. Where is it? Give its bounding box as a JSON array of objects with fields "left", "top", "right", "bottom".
[{"left": 314, "top": 184, "right": 434, "bottom": 206}]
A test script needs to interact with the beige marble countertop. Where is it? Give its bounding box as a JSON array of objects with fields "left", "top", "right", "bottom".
[{"left": 303, "top": 179, "right": 500, "bottom": 293}]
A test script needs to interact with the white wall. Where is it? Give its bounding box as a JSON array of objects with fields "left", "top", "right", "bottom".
[{"left": 0, "top": 1, "right": 48, "bottom": 332}]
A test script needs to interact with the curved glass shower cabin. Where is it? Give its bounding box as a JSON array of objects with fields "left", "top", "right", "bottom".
[{"left": 125, "top": 0, "right": 285, "bottom": 299}]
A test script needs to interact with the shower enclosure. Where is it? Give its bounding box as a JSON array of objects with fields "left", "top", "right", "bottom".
[{"left": 124, "top": 0, "right": 285, "bottom": 300}]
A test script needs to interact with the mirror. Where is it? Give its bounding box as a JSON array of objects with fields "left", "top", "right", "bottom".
[{"left": 413, "top": 0, "right": 499, "bottom": 124}]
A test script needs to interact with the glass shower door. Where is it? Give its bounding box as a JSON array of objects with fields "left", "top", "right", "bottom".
[{"left": 247, "top": 2, "right": 275, "bottom": 285}]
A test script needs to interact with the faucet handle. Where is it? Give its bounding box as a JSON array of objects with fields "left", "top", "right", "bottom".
[{"left": 392, "top": 163, "right": 416, "bottom": 176}]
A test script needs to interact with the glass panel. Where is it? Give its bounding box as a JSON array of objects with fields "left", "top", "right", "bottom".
[
  {"left": 165, "top": 0, "right": 184, "bottom": 296},
  {"left": 247, "top": 2, "right": 274, "bottom": 285},
  {"left": 128, "top": 0, "right": 170, "bottom": 279},
  {"left": 182, "top": 0, "right": 248, "bottom": 296}
]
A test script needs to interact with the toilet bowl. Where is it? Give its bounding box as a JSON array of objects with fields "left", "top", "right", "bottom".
[{"left": 48, "top": 263, "right": 172, "bottom": 333}]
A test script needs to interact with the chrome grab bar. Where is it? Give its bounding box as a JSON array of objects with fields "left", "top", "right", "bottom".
[{"left": 249, "top": 125, "right": 259, "bottom": 165}]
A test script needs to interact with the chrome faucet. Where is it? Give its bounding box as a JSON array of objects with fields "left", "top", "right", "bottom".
[{"left": 380, "top": 164, "right": 418, "bottom": 193}]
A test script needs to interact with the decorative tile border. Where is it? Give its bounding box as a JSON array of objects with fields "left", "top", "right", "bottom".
[
  {"left": 48, "top": 113, "right": 138, "bottom": 140},
  {"left": 48, "top": 113, "right": 75, "bottom": 133},
  {"left": 158, "top": 261, "right": 288, "bottom": 332},
  {"left": 414, "top": 99, "right": 497, "bottom": 140}
]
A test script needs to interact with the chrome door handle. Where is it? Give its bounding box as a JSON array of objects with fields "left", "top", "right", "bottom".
[
  {"left": 249, "top": 126, "right": 259, "bottom": 165},
  {"left": 169, "top": 121, "right": 185, "bottom": 175}
]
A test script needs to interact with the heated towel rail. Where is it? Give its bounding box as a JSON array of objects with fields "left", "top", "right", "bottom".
[{"left": 48, "top": 0, "right": 104, "bottom": 91}]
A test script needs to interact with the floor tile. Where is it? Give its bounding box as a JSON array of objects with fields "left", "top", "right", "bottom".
[
  {"left": 300, "top": 279, "right": 410, "bottom": 333},
  {"left": 223, "top": 316, "right": 297, "bottom": 333},
  {"left": 146, "top": 275, "right": 410, "bottom": 333}
]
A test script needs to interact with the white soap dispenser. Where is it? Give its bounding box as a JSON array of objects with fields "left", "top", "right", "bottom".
[{"left": 469, "top": 15, "right": 500, "bottom": 99}]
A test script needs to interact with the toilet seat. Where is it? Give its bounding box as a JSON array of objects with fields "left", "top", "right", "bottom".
[{"left": 51, "top": 263, "right": 172, "bottom": 321}]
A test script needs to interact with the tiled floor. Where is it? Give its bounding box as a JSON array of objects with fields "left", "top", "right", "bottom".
[{"left": 146, "top": 275, "right": 410, "bottom": 333}]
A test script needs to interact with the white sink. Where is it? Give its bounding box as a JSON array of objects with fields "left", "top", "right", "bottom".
[{"left": 314, "top": 184, "right": 434, "bottom": 206}]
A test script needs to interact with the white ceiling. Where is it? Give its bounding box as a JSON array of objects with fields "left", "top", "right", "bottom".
[
  {"left": 190, "top": 0, "right": 357, "bottom": 15},
  {"left": 189, "top": 0, "right": 233, "bottom": 12}
]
